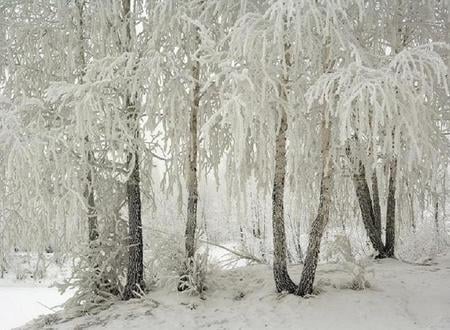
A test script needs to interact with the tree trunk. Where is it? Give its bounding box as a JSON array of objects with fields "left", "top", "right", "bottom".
[
  {"left": 123, "top": 98, "right": 145, "bottom": 300},
  {"left": 122, "top": 0, "right": 145, "bottom": 300},
  {"left": 434, "top": 194, "right": 441, "bottom": 249},
  {"left": 123, "top": 150, "right": 145, "bottom": 299},
  {"left": 371, "top": 170, "right": 382, "bottom": 238},
  {"left": 409, "top": 191, "right": 416, "bottom": 232},
  {"left": 75, "top": 0, "right": 98, "bottom": 243},
  {"left": 297, "top": 115, "right": 333, "bottom": 297},
  {"left": 178, "top": 26, "right": 201, "bottom": 292},
  {"left": 351, "top": 161, "right": 387, "bottom": 257},
  {"left": 185, "top": 55, "right": 200, "bottom": 261},
  {"left": 84, "top": 148, "right": 99, "bottom": 242},
  {"left": 385, "top": 159, "right": 397, "bottom": 258},
  {"left": 345, "top": 140, "right": 386, "bottom": 257},
  {"left": 271, "top": 34, "right": 297, "bottom": 293},
  {"left": 442, "top": 166, "right": 446, "bottom": 227},
  {"left": 383, "top": 0, "right": 407, "bottom": 259},
  {"left": 434, "top": 200, "right": 439, "bottom": 233},
  {"left": 271, "top": 110, "right": 297, "bottom": 293}
]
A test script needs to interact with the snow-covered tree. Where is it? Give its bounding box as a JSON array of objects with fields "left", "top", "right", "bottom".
[
  {"left": 141, "top": 0, "right": 246, "bottom": 290},
  {"left": 344, "top": 0, "right": 450, "bottom": 258},
  {"left": 0, "top": 0, "right": 448, "bottom": 311}
]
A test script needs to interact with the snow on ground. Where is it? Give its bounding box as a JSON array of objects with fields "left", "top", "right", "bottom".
[
  {"left": 0, "top": 284, "right": 71, "bottom": 330},
  {"left": 0, "top": 254, "right": 73, "bottom": 330},
  {"left": 19, "top": 250, "right": 450, "bottom": 330}
]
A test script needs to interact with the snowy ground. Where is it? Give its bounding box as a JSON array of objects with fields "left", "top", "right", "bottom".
[
  {"left": 0, "top": 284, "right": 71, "bottom": 330},
  {"left": 0, "top": 254, "right": 72, "bottom": 330},
  {"left": 18, "top": 249, "right": 450, "bottom": 330}
]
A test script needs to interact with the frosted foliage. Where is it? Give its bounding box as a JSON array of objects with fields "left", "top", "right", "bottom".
[
  {"left": 0, "top": 96, "right": 84, "bottom": 253},
  {"left": 0, "top": 0, "right": 449, "bottom": 318},
  {"left": 138, "top": 0, "right": 248, "bottom": 197},
  {"left": 213, "top": 0, "right": 383, "bottom": 210}
]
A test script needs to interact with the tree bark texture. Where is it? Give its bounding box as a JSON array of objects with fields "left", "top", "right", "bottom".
[
  {"left": 351, "top": 161, "right": 387, "bottom": 257},
  {"left": 122, "top": 0, "right": 145, "bottom": 300},
  {"left": 297, "top": 116, "right": 333, "bottom": 296},
  {"left": 185, "top": 29, "right": 201, "bottom": 261},
  {"left": 271, "top": 37, "right": 297, "bottom": 293},
  {"left": 185, "top": 61, "right": 200, "bottom": 261},
  {"left": 177, "top": 26, "right": 201, "bottom": 292},
  {"left": 385, "top": 159, "right": 397, "bottom": 258},
  {"left": 84, "top": 148, "right": 99, "bottom": 242},
  {"left": 272, "top": 110, "right": 297, "bottom": 293},
  {"left": 371, "top": 170, "right": 382, "bottom": 238},
  {"left": 123, "top": 100, "right": 145, "bottom": 300}
]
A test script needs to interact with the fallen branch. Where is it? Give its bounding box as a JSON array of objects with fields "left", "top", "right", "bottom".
[
  {"left": 198, "top": 239, "right": 264, "bottom": 264},
  {"left": 37, "top": 301, "right": 58, "bottom": 312}
]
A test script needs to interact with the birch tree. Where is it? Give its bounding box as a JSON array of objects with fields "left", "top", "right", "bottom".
[
  {"left": 222, "top": 0, "right": 365, "bottom": 294},
  {"left": 303, "top": 39, "right": 448, "bottom": 288},
  {"left": 347, "top": 0, "right": 450, "bottom": 258},
  {"left": 144, "top": 0, "right": 244, "bottom": 290}
]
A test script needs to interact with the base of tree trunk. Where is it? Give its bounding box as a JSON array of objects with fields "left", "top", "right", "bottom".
[
  {"left": 177, "top": 265, "right": 191, "bottom": 292},
  {"left": 273, "top": 263, "right": 298, "bottom": 293},
  {"left": 384, "top": 249, "right": 395, "bottom": 258},
  {"left": 123, "top": 280, "right": 146, "bottom": 300},
  {"left": 374, "top": 252, "right": 387, "bottom": 259}
]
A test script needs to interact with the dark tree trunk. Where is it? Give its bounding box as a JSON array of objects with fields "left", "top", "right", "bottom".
[
  {"left": 122, "top": 0, "right": 145, "bottom": 300},
  {"left": 371, "top": 170, "right": 382, "bottom": 238},
  {"left": 271, "top": 35, "right": 297, "bottom": 293},
  {"left": 434, "top": 200, "right": 439, "bottom": 233},
  {"left": 123, "top": 98, "right": 145, "bottom": 300},
  {"left": 272, "top": 110, "right": 297, "bottom": 293},
  {"left": 385, "top": 159, "right": 397, "bottom": 258},
  {"left": 409, "top": 192, "right": 416, "bottom": 232},
  {"left": 345, "top": 138, "right": 386, "bottom": 257},
  {"left": 384, "top": 0, "right": 407, "bottom": 259},
  {"left": 352, "top": 162, "right": 387, "bottom": 257},
  {"left": 297, "top": 117, "right": 333, "bottom": 297}
]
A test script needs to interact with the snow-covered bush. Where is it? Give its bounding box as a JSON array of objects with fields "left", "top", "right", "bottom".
[
  {"left": 31, "top": 253, "right": 51, "bottom": 280},
  {"left": 145, "top": 231, "right": 185, "bottom": 289},
  {"left": 14, "top": 263, "right": 31, "bottom": 280},
  {"left": 341, "top": 260, "right": 373, "bottom": 291},
  {"left": 397, "top": 224, "right": 449, "bottom": 264},
  {"left": 3, "top": 252, "right": 51, "bottom": 281},
  {"left": 323, "top": 235, "right": 373, "bottom": 290},
  {"left": 177, "top": 253, "right": 209, "bottom": 296},
  {"left": 145, "top": 230, "right": 213, "bottom": 296},
  {"left": 58, "top": 220, "right": 127, "bottom": 317}
]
